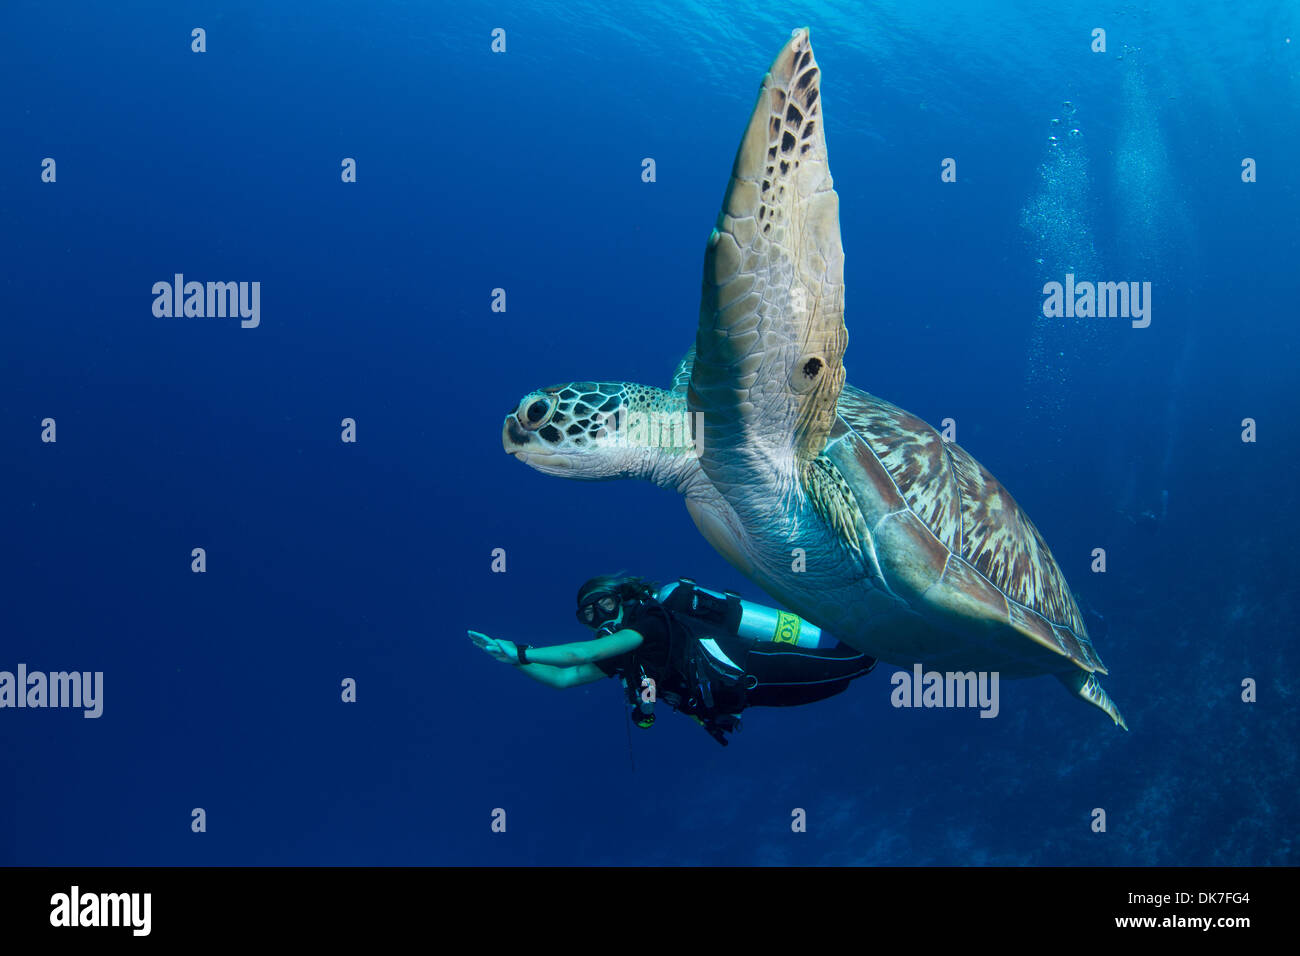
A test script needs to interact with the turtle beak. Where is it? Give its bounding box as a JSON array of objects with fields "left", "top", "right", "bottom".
[
  {"left": 502, "top": 414, "right": 579, "bottom": 475},
  {"left": 502, "top": 415, "right": 561, "bottom": 467},
  {"left": 503, "top": 415, "right": 531, "bottom": 453}
]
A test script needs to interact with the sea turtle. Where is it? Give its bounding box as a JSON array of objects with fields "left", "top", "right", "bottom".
[{"left": 501, "top": 28, "right": 1125, "bottom": 728}]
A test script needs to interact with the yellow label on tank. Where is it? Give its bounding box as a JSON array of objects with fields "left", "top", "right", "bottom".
[{"left": 773, "top": 611, "right": 801, "bottom": 645}]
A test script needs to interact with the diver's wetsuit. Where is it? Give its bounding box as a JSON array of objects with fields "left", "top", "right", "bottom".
[{"left": 593, "top": 590, "right": 875, "bottom": 730}]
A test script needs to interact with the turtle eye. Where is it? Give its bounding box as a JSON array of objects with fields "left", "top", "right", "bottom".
[{"left": 520, "top": 397, "right": 556, "bottom": 429}]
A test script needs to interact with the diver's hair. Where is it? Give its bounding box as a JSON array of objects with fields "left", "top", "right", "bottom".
[{"left": 576, "top": 572, "right": 660, "bottom": 606}]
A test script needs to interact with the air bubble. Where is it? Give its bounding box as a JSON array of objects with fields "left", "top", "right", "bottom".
[{"left": 1068, "top": 128, "right": 1082, "bottom": 138}]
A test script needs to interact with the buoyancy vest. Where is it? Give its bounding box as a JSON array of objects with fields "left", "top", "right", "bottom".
[{"left": 617, "top": 579, "right": 831, "bottom": 744}]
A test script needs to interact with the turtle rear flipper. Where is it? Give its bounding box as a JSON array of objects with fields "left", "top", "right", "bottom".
[{"left": 1058, "top": 671, "right": 1128, "bottom": 730}]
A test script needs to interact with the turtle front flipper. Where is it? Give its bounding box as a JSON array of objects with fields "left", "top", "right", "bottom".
[
  {"left": 689, "top": 27, "right": 847, "bottom": 498},
  {"left": 1058, "top": 671, "right": 1128, "bottom": 730}
]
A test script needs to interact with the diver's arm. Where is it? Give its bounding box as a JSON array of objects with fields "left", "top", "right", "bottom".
[
  {"left": 510, "top": 631, "right": 643, "bottom": 688},
  {"left": 515, "top": 662, "right": 610, "bottom": 689},
  {"left": 523, "top": 628, "right": 643, "bottom": 666},
  {"left": 468, "top": 628, "right": 643, "bottom": 687}
]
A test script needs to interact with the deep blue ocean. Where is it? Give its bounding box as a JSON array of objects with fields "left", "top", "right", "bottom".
[{"left": 2, "top": 0, "right": 1296, "bottom": 866}]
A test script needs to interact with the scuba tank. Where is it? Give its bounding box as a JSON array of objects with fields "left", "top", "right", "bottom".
[{"left": 656, "top": 579, "right": 832, "bottom": 649}]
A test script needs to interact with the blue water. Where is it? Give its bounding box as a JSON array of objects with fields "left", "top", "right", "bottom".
[{"left": 2, "top": 0, "right": 1296, "bottom": 865}]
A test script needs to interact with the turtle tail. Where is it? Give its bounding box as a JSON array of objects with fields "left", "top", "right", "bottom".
[{"left": 1058, "top": 671, "right": 1128, "bottom": 731}]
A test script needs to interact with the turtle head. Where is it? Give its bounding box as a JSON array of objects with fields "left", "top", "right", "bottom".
[{"left": 502, "top": 380, "right": 701, "bottom": 487}]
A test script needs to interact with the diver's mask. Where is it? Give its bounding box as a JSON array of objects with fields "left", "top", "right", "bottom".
[{"left": 576, "top": 591, "right": 622, "bottom": 630}]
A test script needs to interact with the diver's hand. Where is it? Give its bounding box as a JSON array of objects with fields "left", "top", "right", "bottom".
[{"left": 468, "top": 630, "right": 518, "bottom": 664}]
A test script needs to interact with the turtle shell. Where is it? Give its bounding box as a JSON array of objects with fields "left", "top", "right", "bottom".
[{"left": 825, "top": 385, "right": 1105, "bottom": 677}]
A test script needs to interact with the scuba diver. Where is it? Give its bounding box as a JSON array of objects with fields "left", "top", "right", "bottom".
[{"left": 469, "top": 574, "right": 876, "bottom": 746}]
